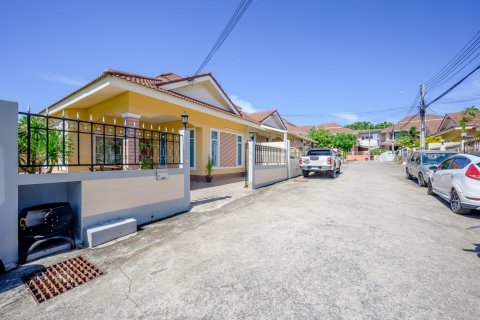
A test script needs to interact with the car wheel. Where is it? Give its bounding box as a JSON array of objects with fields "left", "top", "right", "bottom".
[
  {"left": 450, "top": 189, "right": 470, "bottom": 214},
  {"left": 302, "top": 170, "right": 309, "bottom": 178},
  {"left": 329, "top": 170, "right": 336, "bottom": 179},
  {"left": 406, "top": 169, "right": 412, "bottom": 179},
  {"left": 427, "top": 181, "right": 434, "bottom": 195},
  {"left": 418, "top": 173, "right": 426, "bottom": 187}
]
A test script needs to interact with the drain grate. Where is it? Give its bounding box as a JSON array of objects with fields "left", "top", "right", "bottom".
[{"left": 23, "top": 256, "right": 103, "bottom": 303}]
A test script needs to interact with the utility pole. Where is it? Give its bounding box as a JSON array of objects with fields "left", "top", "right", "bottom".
[
  {"left": 420, "top": 84, "right": 427, "bottom": 150},
  {"left": 368, "top": 128, "right": 371, "bottom": 160},
  {"left": 391, "top": 123, "right": 395, "bottom": 152}
]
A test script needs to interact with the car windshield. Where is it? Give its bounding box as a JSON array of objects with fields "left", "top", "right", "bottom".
[
  {"left": 308, "top": 150, "right": 331, "bottom": 156},
  {"left": 422, "top": 153, "right": 455, "bottom": 165}
]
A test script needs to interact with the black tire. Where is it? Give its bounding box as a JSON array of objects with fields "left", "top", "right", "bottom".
[
  {"left": 450, "top": 189, "right": 470, "bottom": 214},
  {"left": 427, "top": 181, "right": 434, "bottom": 195},
  {"left": 302, "top": 170, "right": 309, "bottom": 178},
  {"left": 337, "top": 166, "right": 341, "bottom": 174},
  {"left": 329, "top": 170, "right": 336, "bottom": 179},
  {"left": 418, "top": 173, "right": 426, "bottom": 187},
  {"left": 405, "top": 168, "right": 413, "bottom": 180}
]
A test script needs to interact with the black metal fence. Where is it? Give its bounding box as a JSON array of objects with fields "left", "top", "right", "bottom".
[
  {"left": 254, "top": 143, "right": 287, "bottom": 165},
  {"left": 464, "top": 136, "right": 480, "bottom": 153},
  {"left": 18, "top": 112, "right": 182, "bottom": 173}
]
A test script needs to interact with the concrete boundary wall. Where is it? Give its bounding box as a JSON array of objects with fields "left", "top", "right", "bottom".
[
  {"left": 248, "top": 141, "right": 289, "bottom": 189},
  {"left": 0, "top": 101, "right": 191, "bottom": 268},
  {"left": 0, "top": 100, "right": 19, "bottom": 269}
]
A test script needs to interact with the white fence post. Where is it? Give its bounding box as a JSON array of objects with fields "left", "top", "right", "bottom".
[
  {"left": 286, "top": 140, "right": 291, "bottom": 179},
  {"left": 0, "top": 100, "right": 19, "bottom": 269},
  {"left": 180, "top": 129, "right": 191, "bottom": 209},
  {"left": 248, "top": 141, "right": 255, "bottom": 188}
]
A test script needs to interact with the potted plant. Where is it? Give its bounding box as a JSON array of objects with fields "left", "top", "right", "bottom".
[{"left": 205, "top": 156, "right": 214, "bottom": 183}]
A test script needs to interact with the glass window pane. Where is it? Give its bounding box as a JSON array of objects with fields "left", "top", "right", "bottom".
[{"left": 211, "top": 131, "right": 217, "bottom": 140}]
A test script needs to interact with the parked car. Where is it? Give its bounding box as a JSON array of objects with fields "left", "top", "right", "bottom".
[
  {"left": 299, "top": 149, "right": 341, "bottom": 178},
  {"left": 428, "top": 153, "right": 480, "bottom": 214},
  {"left": 406, "top": 151, "right": 456, "bottom": 187}
]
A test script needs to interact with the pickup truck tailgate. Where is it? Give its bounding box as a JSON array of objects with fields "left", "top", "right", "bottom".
[{"left": 304, "top": 156, "right": 330, "bottom": 166}]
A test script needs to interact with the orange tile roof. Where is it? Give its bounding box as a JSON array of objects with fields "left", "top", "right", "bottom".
[
  {"left": 393, "top": 114, "right": 443, "bottom": 134},
  {"left": 317, "top": 122, "right": 357, "bottom": 134}
]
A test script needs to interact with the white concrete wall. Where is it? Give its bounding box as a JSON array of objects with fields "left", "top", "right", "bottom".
[
  {"left": 289, "top": 159, "right": 302, "bottom": 177},
  {"left": 17, "top": 129, "right": 190, "bottom": 247},
  {"left": 248, "top": 141, "right": 289, "bottom": 189},
  {"left": 253, "top": 165, "right": 288, "bottom": 188},
  {"left": 0, "top": 100, "right": 19, "bottom": 269}
]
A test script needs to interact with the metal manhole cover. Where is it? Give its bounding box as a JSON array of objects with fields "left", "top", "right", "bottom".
[{"left": 23, "top": 256, "right": 103, "bottom": 303}]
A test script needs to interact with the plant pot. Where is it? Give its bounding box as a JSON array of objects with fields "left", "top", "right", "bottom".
[{"left": 206, "top": 175, "right": 213, "bottom": 183}]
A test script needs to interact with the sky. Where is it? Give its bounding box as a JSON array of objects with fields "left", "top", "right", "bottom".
[{"left": 1, "top": 0, "right": 480, "bottom": 126}]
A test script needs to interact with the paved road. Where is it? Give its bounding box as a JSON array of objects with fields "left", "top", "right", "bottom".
[{"left": 1, "top": 162, "right": 480, "bottom": 319}]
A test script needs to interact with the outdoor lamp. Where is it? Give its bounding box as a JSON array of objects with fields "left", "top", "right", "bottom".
[
  {"left": 181, "top": 112, "right": 189, "bottom": 129},
  {"left": 249, "top": 132, "right": 255, "bottom": 141}
]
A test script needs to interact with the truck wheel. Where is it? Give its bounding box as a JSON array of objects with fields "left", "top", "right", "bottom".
[
  {"left": 302, "top": 170, "right": 309, "bottom": 178},
  {"left": 329, "top": 170, "right": 336, "bottom": 179}
]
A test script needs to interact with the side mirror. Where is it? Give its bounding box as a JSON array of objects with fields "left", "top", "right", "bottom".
[{"left": 429, "top": 165, "right": 438, "bottom": 172}]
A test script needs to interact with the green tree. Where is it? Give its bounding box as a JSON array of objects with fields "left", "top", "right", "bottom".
[
  {"left": 332, "top": 133, "right": 357, "bottom": 156},
  {"left": 372, "top": 121, "right": 393, "bottom": 129},
  {"left": 458, "top": 106, "right": 479, "bottom": 134},
  {"left": 307, "top": 127, "right": 334, "bottom": 148},
  {"left": 344, "top": 121, "right": 374, "bottom": 130},
  {"left": 18, "top": 115, "right": 73, "bottom": 174},
  {"left": 395, "top": 126, "right": 419, "bottom": 148}
]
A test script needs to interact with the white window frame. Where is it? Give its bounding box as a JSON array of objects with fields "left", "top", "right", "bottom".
[{"left": 210, "top": 128, "right": 245, "bottom": 169}]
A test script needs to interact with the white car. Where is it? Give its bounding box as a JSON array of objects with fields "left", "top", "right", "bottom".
[{"left": 428, "top": 153, "right": 480, "bottom": 214}]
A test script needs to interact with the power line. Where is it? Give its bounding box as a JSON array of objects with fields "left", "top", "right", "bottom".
[
  {"left": 427, "top": 63, "right": 480, "bottom": 106},
  {"left": 425, "top": 30, "right": 480, "bottom": 90},
  {"left": 282, "top": 106, "right": 410, "bottom": 118},
  {"left": 194, "top": 0, "right": 254, "bottom": 75}
]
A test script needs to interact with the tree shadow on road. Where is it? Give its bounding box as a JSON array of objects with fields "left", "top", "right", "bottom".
[{"left": 462, "top": 243, "right": 480, "bottom": 258}]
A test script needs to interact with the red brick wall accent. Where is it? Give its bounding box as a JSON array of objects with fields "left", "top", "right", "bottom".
[{"left": 220, "top": 131, "right": 237, "bottom": 167}]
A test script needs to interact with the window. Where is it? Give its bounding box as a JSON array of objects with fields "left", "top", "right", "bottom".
[
  {"left": 237, "top": 135, "right": 243, "bottom": 166},
  {"left": 439, "top": 159, "right": 454, "bottom": 170},
  {"left": 415, "top": 154, "right": 421, "bottom": 164},
  {"left": 189, "top": 129, "right": 195, "bottom": 168},
  {"left": 95, "top": 136, "right": 123, "bottom": 165},
  {"left": 422, "top": 152, "right": 456, "bottom": 165},
  {"left": 211, "top": 130, "right": 219, "bottom": 166},
  {"left": 307, "top": 150, "right": 332, "bottom": 156},
  {"left": 452, "top": 157, "right": 470, "bottom": 169}
]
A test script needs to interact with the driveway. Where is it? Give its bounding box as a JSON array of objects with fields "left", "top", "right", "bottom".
[{"left": 1, "top": 162, "right": 480, "bottom": 319}]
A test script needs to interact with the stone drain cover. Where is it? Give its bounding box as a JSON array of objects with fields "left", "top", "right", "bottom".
[{"left": 23, "top": 256, "right": 103, "bottom": 303}]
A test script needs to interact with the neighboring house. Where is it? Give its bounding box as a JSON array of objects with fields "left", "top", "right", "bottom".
[
  {"left": 42, "top": 69, "right": 310, "bottom": 179},
  {"left": 379, "top": 114, "right": 443, "bottom": 148},
  {"left": 317, "top": 122, "right": 357, "bottom": 135},
  {"left": 432, "top": 111, "right": 480, "bottom": 141},
  {"left": 356, "top": 129, "right": 381, "bottom": 150}
]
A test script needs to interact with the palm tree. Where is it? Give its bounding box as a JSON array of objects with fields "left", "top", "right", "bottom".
[
  {"left": 458, "top": 106, "right": 479, "bottom": 134},
  {"left": 18, "top": 115, "right": 72, "bottom": 173}
]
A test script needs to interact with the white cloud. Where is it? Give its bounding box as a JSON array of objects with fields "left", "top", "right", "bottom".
[
  {"left": 331, "top": 112, "right": 360, "bottom": 122},
  {"left": 230, "top": 95, "right": 257, "bottom": 113},
  {"left": 40, "top": 73, "right": 86, "bottom": 87}
]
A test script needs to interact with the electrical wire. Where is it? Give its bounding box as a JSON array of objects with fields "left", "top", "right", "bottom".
[
  {"left": 427, "top": 63, "right": 480, "bottom": 106},
  {"left": 282, "top": 106, "right": 411, "bottom": 118},
  {"left": 194, "top": 0, "right": 254, "bottom": 75},
  {"left": 425, "top": 30, "right": 480, "bottom": 90}
]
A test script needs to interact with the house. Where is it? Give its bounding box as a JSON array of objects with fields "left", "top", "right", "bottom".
[
  {"left": 43, "top": 69, "right": 311, "bottom": 179},
  {"left": 379, "top": 114, "right": 443, "bottom": 148},
  {"left": 432, "top": 111, "right": 480, "bottom": 141}
]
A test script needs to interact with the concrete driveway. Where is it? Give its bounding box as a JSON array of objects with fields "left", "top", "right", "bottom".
[{"left": 1, "top": 162, "right": 480, "bottom": 319}]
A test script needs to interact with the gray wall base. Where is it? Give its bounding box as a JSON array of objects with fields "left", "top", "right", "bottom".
[{"left": 85, "top": 218, "right": 137, "bottom": 248}]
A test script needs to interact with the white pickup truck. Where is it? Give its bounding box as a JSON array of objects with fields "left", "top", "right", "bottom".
[{"left": 299, "top": 149, "right": 341, "bottom": 178}]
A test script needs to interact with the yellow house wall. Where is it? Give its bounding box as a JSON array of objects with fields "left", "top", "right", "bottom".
[{"left": 53, "top": 91, "right": 253, "bottom": 175}]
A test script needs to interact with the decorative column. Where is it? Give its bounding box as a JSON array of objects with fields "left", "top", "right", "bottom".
[{"left": 122, "top": 113, "right": 142, "bottom": 169}]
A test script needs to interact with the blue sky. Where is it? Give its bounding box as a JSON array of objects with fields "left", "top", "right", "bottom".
[{"left": 1, "top": 0, "right": 480, "bottom": 125}]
